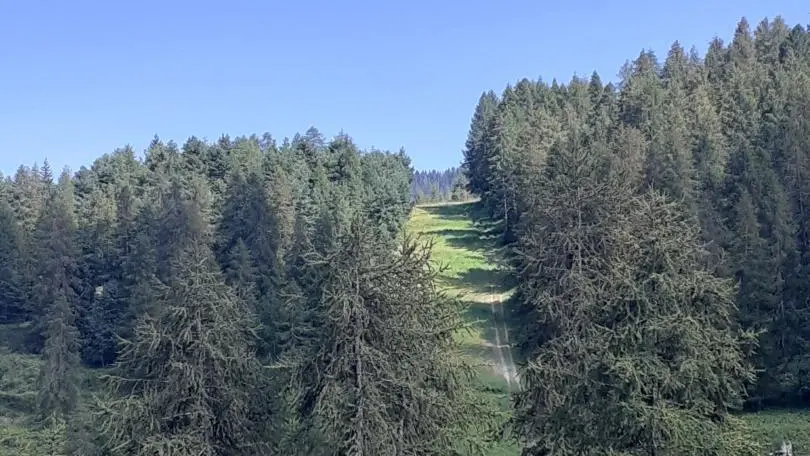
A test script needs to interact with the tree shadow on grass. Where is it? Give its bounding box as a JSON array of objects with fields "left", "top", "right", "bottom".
[
  {"left": 448, "top": 267, "right": 512, "bottom": 295},
  {"left": 464, "top": 302, "right": 493, "bottom": 328},
  {"left": 440, "top": 230, "right": 492, "bottom": 253},
  {"left": 421, "top": 203, "right": 473, "bottom": 220},
  {"left": 426, "top": 228, "right": 478, "bottom": 238}
]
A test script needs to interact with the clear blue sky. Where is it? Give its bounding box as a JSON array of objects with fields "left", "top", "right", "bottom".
[{"left": 0, "top": 1, "right": 807, "bottom": 175}]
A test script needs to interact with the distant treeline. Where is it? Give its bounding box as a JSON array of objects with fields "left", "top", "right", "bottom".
[{"left": 411, "top": 166, "right": 472, "bottom": 203}]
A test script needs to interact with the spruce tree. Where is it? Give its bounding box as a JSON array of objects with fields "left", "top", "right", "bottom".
[
  {"left": 35, "top": 170, "right": 81, "bottom": 421},
  {"left": 463, "top": 91, "right": 500, "bottom": 196},
  {"left": 0, "top": 197, "right": 24, "bottom": 323},
  {"left": 285, "top": 217, "right": 496, "bottom": 455},
  {"left": 100, "top": 184, "right": 266, "bottom": 456},
  {"left": 511, "top": 108, "right": 759, "bottom": 453}
]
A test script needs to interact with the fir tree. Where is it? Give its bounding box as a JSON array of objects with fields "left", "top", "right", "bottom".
[
  {"left": 511, "top": 109, "right": 759, "bottom": 453},
  {"left": 0, "top": 197, "right": 24, "bottom": 323},
  {"left": 463, "top": 91, "right": 500, "bottom": 196},
  {"left": 35, "top": 170, "right": 81, "bottom": 421},
  {"left": 285, "top": 217, "right": 497, "bottom": 455},
  {"left": 100, "top": 186, "right": 266, "bottom": 456}
]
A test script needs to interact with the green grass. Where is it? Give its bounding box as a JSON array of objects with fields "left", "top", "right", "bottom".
[
  {"left": 407, "top": 201, "right": 520, "bottom": 455},
  {"left": 742, "top": 409, "right": 810, "bottom": 451},
  {"left": 406, "top": 200, "right": 810, "bottom": 454},
  {"left": 0, "top": 331, "right": 107, "bottom": 456},
  {"left": 0, "top": 348, "right": 52, "bottom": 455},
  {"left": 407, "top": 202, "right": 513, "bottom": 361}
]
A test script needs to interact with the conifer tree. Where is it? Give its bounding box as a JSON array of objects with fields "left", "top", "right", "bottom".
[
  {"left": 0, "top": 197, "right": 24, "bottom": 323},
  {"left": 643, "top": 44, "right": 697, "bottom": 206},
  {"left": 218, "top": 169, "right": 288, "bottom": 360},
  {"left": 511, "top": 108, "right": 759, "bottom": 453},
  {"left": 285, "top": 217, "right": 496, "bottom": 455},
  {"left": 35, "top": 170, "right": 81, "bottom": 421},
  {"left": 100, "top": 184, "right": 266, "bottom": 456},
  {"left": 463, "top": 91, "right": 500, "bottom": 196},
  {"left": 75, "top": 187, "right": 118, "bottom": 367}
]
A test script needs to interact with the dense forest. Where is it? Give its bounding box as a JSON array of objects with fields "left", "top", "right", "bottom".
[
  {"left": 463, "top": 16, "right": 810, "bottom": 454},
  {"left": 410, "top": 167, "right": 471, "bottom": 203},
  {"left": 0, "top": 129, "right": 497, "bottom": 454},
  {"left": 2, "top": 13, "right": 810, "bottom": 456}
]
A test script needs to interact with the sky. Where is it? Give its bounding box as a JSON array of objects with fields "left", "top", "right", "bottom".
[{"left": 0, "top": 1, "right": 807, "bottom": 176}]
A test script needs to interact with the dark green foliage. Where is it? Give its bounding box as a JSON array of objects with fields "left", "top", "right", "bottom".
[
  {"left": 464, "top": 17, "right": 810, "bottom": 415},
  {"left": 359, "top": 150, "right": 413, "bottom": 238},
  {"left": 413, "top": 167, "right": 464, "bottom": 203},
  {"left": 284, "top": 218, "right": 497, "bottom": 455},
  {"left": 0, "top": 123, "right": 425, "bottom": 454},
  {"left": 510, "top": 116, "right": 759, "bottom": 452},
  {"left": 99, "top": 190, "right": 266, "bottom": 455},
  {"left": 35, "top": 171, "right": 81, "bottom": 420},
  {"left": 0, "top": 198, "right": 24, "bottom": 323},
  {"left": 463, "top": 91, "right": 499, "bottom": 197},
  {"left": 218, "top": 170, "right": 287, "bottom": 360},
  {"left": 218, "top": 170, "right": 282, "bottom": 296}
]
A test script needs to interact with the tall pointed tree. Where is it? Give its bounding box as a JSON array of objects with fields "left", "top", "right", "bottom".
[
  {"left": 35, "top": 169, "right": 81, "bottom": 421},
  {"left": 100, "top": 182, "right": 266, "bottom": 456},
  {"left": 511, "top": 106, "right": 759, "bottom": 453},
  {"left": 463, "top": 90, "right": 500, "bottom": 196},
  {"left": 0, "top": 197, "right": 24, "bottom": 323},
  {"left": 285, "top": 216, "right": 497, "bottom": 455}
]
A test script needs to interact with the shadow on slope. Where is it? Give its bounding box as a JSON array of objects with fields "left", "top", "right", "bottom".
[
  {"left": 446, "top": 268, "right": 509, "bottom": 295},
  {"left": 421, "top": 202, "right": 472, "bottom": 220}
]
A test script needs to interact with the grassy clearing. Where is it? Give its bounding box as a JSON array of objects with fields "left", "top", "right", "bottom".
[
  {"left": 742, "top": 409, "right": 810, "bottom": 451},
  {"left": 407, "top": 202, "right": 513, "bottom": 369},
  {"left": 407, "top": 201, "right": 519, "bottom": 455}
]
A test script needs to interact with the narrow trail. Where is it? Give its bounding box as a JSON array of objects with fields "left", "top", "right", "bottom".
[
  {"left": 488, "top": 290, "right": 519, "bottom": 390},
  {"left": 408, "top": 202, "right": 519, "bottom": 393}
]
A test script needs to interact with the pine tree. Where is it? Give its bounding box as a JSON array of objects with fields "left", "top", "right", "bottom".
[
  {"left": 619, "top": 50, "right": 663, "bottom": 135},
  {"left": 510, "top": 104, "right": 629, "bottom": 367},
  {"left": 75, "top": 187, "right": 118, "bottom": 367},
  {"left": 35, "top": 170, "right": 81, "bottom": 421},
  {"left": 642, "top": 77, "right": 696, "bottom": 205},
  {"left": 285, "top": 217, "right": 497, "bottom": 455},
  {"left": 511, "top": 106, "right": 759, "bottom": 453},
  {"left": 100, "top": 186, "right": 266, "bottom": 456},
  {"left": 218, "top": 170, "right": 281, "bottom": 297},
  {"left": 0, "top": 197, "right": 24, "bottom": 323},
  {"left": 598, "top": 192, "right": 758, "bottom": 454},
  {"left": 359, "top": 151, "right": 413, "bottom": 241},
  {"left": 463, "top": 91, "right": 500, "bottom": 196}
]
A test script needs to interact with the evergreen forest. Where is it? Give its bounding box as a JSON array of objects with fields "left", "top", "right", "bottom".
[
  {"left": 2, "top": 15, "right": 810, "bottom": 456},
  {"left": 411, "top": 167, "right": 472, "bottom": 203}
]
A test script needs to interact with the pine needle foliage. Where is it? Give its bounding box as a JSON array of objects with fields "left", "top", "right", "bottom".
[
  {"left": 35, "top": 171, "right": 81, "bottom": 421},
  {"left": 99, "top": 190, "right": 266, "bottom": 456},
  {"left": 512, "top": 140, "right": 760, "bottom": 455},
  {"left": 284, "top": 217, "right": 497, "bottom": 455}
]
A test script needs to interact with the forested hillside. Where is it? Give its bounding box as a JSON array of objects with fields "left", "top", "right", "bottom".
[
  {"left": 463, "top": 16, "right": 810, "bottom": 455},
  {"left": 0, "top": 128, "right": 498, "bottom": 455},
  {"left": 4, "top": 13, "right": 810, "bottom": 456}
]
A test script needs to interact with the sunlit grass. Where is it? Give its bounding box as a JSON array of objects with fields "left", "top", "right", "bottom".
[
  {"left": 407, "top": 203, "right": 510, "bottom": 351},
  {"left": 407, "top": 201, "right": 519, "bottom": 455}
]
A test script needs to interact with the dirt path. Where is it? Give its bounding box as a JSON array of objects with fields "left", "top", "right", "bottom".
[
  {"left": 489, "top": 291, "right": 519, "bottom": 390},
  {"left": 408, "top": 202, "right": 519, "bottom": 392}
]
